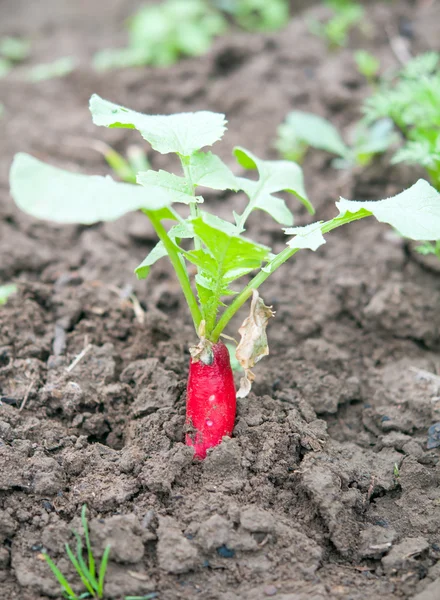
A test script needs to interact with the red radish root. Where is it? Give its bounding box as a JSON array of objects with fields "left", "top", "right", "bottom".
[{"left": 185, "top": 340, "right": 236, "bottom": 459}]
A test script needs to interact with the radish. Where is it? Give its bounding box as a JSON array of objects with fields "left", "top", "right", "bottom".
[
  {"left": 9, "top": 94, "right": 440, "bottom": 459},
  {"left": 185, "top": 341, "right": 236, "bottom": 459}
]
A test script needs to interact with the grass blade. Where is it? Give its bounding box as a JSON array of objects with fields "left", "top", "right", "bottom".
[
  {"left": 42, "top": 554, "right": 78, "bottom": 600},
  {"left": 97, "top": 545, "right": 111, "bottom": 598},
  {"left": 73, "top": 531, "right": 98, "bottom": 591},
  {"left": 81, "top": 505, "right": 96, "bottom": 580},
  {"left": 65, "top": 543, "right": 95, "bottom": 597}
]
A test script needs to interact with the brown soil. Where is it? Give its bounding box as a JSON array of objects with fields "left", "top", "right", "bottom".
[{"left": 1, "top": 1, "right": 440, "bottom": 599}]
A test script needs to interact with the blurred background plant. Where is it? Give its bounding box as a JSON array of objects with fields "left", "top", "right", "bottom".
[
  {"left": 94, "top": 0, "right": 290, "bottom": 71},
  {"left": 307, "top": 0, "right": 366, "bottom": 49},
  {"left": 275, "top": 110, "right": 397, "bottom": 168},
  {"left": 0, "top": 35, "right": 29, "bottom": 77},
  {"left": 213, "top": 0, "right": 289, "bottom": 32},
  {"left": 363, "top": 51, "right": 440, "bottom": 259}
]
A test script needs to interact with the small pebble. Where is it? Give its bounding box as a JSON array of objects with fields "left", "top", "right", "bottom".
[
  {"left": 216, "top": 545, "right": 235, "bottom": 558},
  {"left": 264, "top": 585, "right": 277, "bottom": 596},
  {"left": 427, "top": 422, "right": 440, "bottom": 449}
]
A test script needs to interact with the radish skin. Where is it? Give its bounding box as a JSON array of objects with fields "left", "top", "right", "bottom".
[{"left": 185, "top": 341, "right": 236, "bottom": 459}]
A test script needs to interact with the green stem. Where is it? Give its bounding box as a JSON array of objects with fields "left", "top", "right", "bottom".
[
  {"left": 180, "top": 155, "right": 201, "bottom": 250},
  {"left": 210, "top": 210, "right": 369, "bottom": 342},
  {"left": 146, "top": 210, "right": 202, "bottom": 331}
]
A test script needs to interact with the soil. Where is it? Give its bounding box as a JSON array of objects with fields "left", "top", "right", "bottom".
[{"left": 1, "top": 1, "right": 440, "bottom": 599}]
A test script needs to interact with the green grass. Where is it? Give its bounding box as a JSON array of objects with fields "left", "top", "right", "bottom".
[{"left": 42, "top": 505, "right": 111, "bottom": 600}]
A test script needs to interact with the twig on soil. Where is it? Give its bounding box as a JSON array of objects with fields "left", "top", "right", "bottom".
[
  {"left": 129, "top": 292, "right": 145, "bottom": 325},
  {"left": 19, "top": 378, "right": 35, "bottom": 412},
  {"left": 365, "top": 475, "right": 376, "bottom": 505},
  {"left": 409, "top": 366, "right": 440, "bottom": 385},
  {"left": 66, "top": 342, "right": 92, "bottom": 373},
  {"left": 108, "top": 284, "right": 146, "bottom": 325}
]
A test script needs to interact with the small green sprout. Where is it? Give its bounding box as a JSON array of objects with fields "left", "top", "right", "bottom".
[
  {"left": 9, "top": 95, "right": 440, "bottom": 392},
  {"left": 363, "top": 51, "right": 440, "bottom": 257},
  {"left": 94, "top": 0, "right": 290, "bottom": 71},
  {"left": 393, "top": 463, "right": 400, "bottom": 478},
  {"left": 214, "top": 0, "right": 289, "bottom": 32},
  {"left": 415, "top": 240, "right": 440, "bottom": 260},
  {"left": 0, "top": 36, "right": 30, "bottom": 62},
  {"left": 42, "top": 505, "right": 110, "bottom": 600},
  {"left": 27, "top": 57, "right": 76, "bottom": 82},
  {"left": 307, "top": 0, "right": 365, "bottom": 49},
  {"left": 276, "top": 110, "right": 397, "bottom": 167},
  {"left": 363, "top": 51, "right": 440, "bottom": 189},
  {"left": 354, "top": 50, "right": 380, "bottom": 84},
  {"left": 0, "top": 283, "right": 17, "bottom": 305},
  {"left": 94, "top": 0, "right": 227, "bottom": 71},
  {"left": 0, "top": 36, "right": 30, "bottom": 78},
  {"left": 85, "top": 141, "right": 150, "bottom": 185}
]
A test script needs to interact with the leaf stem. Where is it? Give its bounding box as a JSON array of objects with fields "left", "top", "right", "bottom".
[
  {"left": 210, "top": 210, "right": 369, "bottom": 341},
  {"left": 146, "top": 210, "right": 202, "bottom": 331},
  {"left": 180, "top": 155, "right": 201, "bottom": 250}
]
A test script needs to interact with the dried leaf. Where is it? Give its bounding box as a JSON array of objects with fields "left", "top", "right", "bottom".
[
  {"left": 189, "top": 321, "right": 214, "bottom": 365},
  {"left": 236, "top": 290, "right": 275, "bottom": 398}
]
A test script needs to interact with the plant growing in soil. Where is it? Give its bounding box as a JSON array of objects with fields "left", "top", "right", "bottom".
[
  {"left": 307, "top": 0, "right": 365, "bottom": 49},
  {"left": 94, "top": 0, "right": 290, "bottom": 71},
  {"left": 363, "top": 51, "right": 440, "bottom": 257},
  {"left": 94, "top": 0, "right": 227, "bottom": 70},
  {"left": 364, "top": 52, "right": 440, "bottom": 188},
  {"left": 9, "top": 95, "right": 440, "bottom": 458},
  {"left": 354, "top": 49, "right": 380, "bottom": 85},
  {"left": 42, "top": 505, "right": 110, "bottom": 600},
  {"left": 0, "top": 283, "right": 17, "bottom": 305},
  {"left": 0, "top": 35, "right": 30, "bottom": 78},
  {"left": 213, "top": 0, "right": 289, "bottom": 32},
  {"left": 276, "top": 109, "right": 397, "bottom": 168}
]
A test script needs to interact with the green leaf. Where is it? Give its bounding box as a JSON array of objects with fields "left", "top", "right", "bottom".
[
  {"left": 277, "top": 111, "right": 349, "bottom": 159},
  {"left": 42, "top": 554, "right": 78, "bottom": 600},
  {"left": 352, "top": 118, "right": 398, "bottom": 165},
  {"left": 284, "top": 222, "right": 326, "bottom": 251},
  {"left": 188, "top": 151, "right": 239, "bottom": 190},
  {"left": 10, "top": 153, "right": 172, "bottom": 225},
  {"left": 336, "top": 179, "right": 440, "bottom": 240},
  {"left": 97, "top": 545, "right": 111, "bottom": 597},
  {"left": 0, "top": 57, "right": 11, "bottom": 78},
  {"left": 0, "top": 36, "right": 30, "bottom": 62},
  {"left": 65, "top": 543, "right": 95, "bottom": 597},
  {"left": 237, "top": 178, "right": 294, "bottom": 226},
  {"left": 354, "top": 50, "right": 379, "bottom": 80},
  {"left": 28, "top": 57, "right": 75, "bottom": 82},
  {"left": 135, "top": 242, "right": 168, "bottom": 280},
  {"left": 93, "top": 47, "right": 150, "bottom": 71},
  {"left": 187, "top": 215, "right": 270, "bottom": 276},
  {"left": 89, "top": 95, "right": 227, "bottom": 156},
  {"left": 0, "top": 284, "right": 17, "bottom": 305},
  {"left": 135, "top": 221, "right": 193, "bottom": 280},
  {"left": 185, "top": 214, "right": 270, "bottom": 327},
  {"left": 137, "top": 170, "right": 203, "bottom": 204},
  {"left": 233, "top": 146, "right": 313, "bottom": 227}
]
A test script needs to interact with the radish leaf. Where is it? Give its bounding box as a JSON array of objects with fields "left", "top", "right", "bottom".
[
  {"left": 137, "top": 170, "right": 203, "bottom": 204},
  {"left": 90, "top": 95, "right": 227, "bottom": 156},
  {"left": 276, "top": 111, "right": 348, "bottom": 159},
  {"left": 233, "top": 146, "right": 313, "bottom": 229},
  {"left": 135, "top": 221, "right": 193, "bottom": 279},
  {"left": 188, "top": 151, "right": 239, "bottom": 190},
  {"left": 336, "top": 179, "right": 440, "bottom": 240},
  {"left": 284, "top": 222, "right": 326, "bottom": 250},
  {"left": 10, "top": 153, "right": 172, "bottom": 224},
  {"left": 184, "top": 214, "right": 270, "bottom": 327}
]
